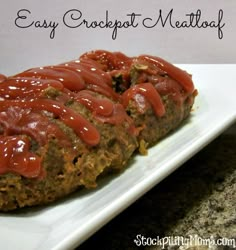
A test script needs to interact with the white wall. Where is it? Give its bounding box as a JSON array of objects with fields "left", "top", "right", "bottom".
[{"left": 0, "top": 0, "right": 235, "bottom": 75}]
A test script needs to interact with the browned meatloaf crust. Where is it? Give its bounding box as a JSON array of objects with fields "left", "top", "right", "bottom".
[{"left": 0, "top": 50, "right": 197, "bottom": 211}]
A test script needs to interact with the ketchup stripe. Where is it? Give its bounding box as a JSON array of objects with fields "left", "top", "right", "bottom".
[
  {"left": 122, "top": 83, "right": 165, "bottom": 117},
  {"left": 138, "top": 55, "right": 194, "bottom": 93},
  {"left": 0, "top": 99, "right": 100, "bottom": 146}
]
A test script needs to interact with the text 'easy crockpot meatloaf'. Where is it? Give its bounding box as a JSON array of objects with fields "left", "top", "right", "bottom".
[{"left": 0, "top": 50, "right": 197, "bottom": 211}]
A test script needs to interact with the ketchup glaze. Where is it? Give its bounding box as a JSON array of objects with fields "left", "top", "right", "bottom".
[{"left": 0, "top": 50, "right": 195, "bottom": 178}]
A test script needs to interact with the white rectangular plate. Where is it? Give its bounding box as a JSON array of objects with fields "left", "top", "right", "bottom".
[{"left": 0, "top": 65, "right": 236, "bottom": 250}]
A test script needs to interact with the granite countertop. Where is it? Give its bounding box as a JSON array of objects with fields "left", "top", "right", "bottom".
[{"left": 79, "top": 122, "right": 236, "bottom": 250}]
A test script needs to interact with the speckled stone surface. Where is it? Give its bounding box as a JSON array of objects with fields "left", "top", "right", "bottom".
[{"left": 78, "top": 122, "right": 236, "bottom": 250}]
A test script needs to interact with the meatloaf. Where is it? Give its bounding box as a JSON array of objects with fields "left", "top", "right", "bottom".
[{"left": 0, "top": 50, "right": 197, "bottom": 211}]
